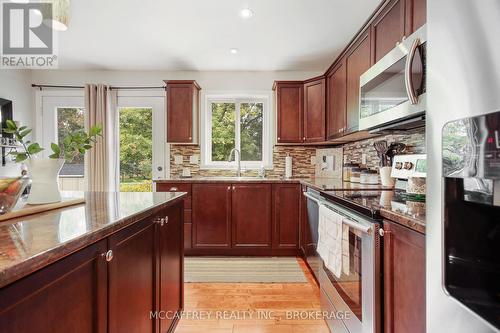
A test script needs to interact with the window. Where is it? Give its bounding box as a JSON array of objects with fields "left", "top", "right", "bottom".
[{"left": 203, "top": 95, "right": 271, "bottom": 169}]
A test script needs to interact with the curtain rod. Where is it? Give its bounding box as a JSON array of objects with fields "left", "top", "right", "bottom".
[{"left": 31, "top": 84, "right": 165, "bottom": 90}]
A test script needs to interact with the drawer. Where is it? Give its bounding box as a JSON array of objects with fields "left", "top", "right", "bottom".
[
  {"left": 184, "top": 209, "right": 192, "bottom": 223},
  {"left": 156, "top": 182, "right": 192, "bottom": 195}
]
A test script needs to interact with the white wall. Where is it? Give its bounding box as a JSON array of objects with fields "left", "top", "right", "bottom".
[
  {"left": 0, "top": 70, "right": 33, "bottom": 127},
  {"left": 30, "top": 70, "right": 322, "bottom": 91},
  {"left": 0, "top": 70, "right": 33, "bottom": 175}
]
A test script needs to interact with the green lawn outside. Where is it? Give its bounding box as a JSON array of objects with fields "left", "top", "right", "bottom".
[{"left": 120, "top": 179, "right": 152, "bottom": 192}]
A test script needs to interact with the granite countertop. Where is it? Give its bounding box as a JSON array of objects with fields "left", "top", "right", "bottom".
[
  {"left": 0, "top": 191, "right": 186, "bottom": 288},
  {"left": 154, "top": 176, "right": 310, "bottom": 184},
  {"left": 301, "top": 178, "right": 393, "bottom": 192},
  {"left": 320, "top": 190, "right": 426, "bottom": 234}
]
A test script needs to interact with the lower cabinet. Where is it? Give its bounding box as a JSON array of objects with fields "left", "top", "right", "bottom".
[
  {"left": 232, "top": 184, "right": 272, "bottom": 248},
  {"left": 383, "top": 220, "right": 425, "bottom": 333},
  {"left": 0, "top": 239, "right": 108, "bottom": 333},
  {"left": 272, "top": 183, "right": 300, "bottom": 249},
  {"left": 0, "top": 202, "right": 184, "bottom": 333}
]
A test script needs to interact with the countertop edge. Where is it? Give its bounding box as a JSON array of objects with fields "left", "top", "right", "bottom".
[
  {"left": 380, "top": 208, "right": 426, "bottom": 234},
  {"left": 0, "top": 193, "right": 186, "bottom": 289}
]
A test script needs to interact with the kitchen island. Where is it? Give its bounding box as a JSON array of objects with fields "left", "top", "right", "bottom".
[{"left": 0, "top": 191, "right": 186, "bottom": 333}]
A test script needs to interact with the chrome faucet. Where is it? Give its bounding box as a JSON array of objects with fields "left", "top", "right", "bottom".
[{"left": 228, "top": 148, "right": 241, "bottom": 177}]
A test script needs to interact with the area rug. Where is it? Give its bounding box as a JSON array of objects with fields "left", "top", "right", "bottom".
[{"left": 184, "top": 257, "right": 308, "bottom": 283}]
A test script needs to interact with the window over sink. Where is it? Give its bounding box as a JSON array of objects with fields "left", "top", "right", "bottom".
[{"left": 201, "top": 94, "right": 272, "bottom": 169}]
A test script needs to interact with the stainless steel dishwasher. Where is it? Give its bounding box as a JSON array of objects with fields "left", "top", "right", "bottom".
[{"left": 303, "top": 188, "right": 322, "bottom": 282}]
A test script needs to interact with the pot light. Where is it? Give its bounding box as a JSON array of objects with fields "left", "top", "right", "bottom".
[
  {"left": 230, "top": 48, "right": 239, "bottom": 54},
  {"left": 240, "top": 8, "right": 254, "bottom": 19}
]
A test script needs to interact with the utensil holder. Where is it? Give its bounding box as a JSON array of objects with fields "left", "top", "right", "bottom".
[{"left": 379, "top": 166, "right": 395, "bottom": 187}]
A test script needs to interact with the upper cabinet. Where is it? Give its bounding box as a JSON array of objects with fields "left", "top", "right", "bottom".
[
  {"left": 165, "top": 80, "right": 201, "bottom": 144},
  {"left": 274, "top": 78, "right": 326, "bottom": 144},
  {"left": 405, "top": 0, "right": 426, "bottom": 35},
  {"left": 326, "top": 61, "right": 347, "bottom": 140},
  {"left": 303, "top": 77, "right": 326, "bottom": 142},
  {"left": 371, "top": 0, "right": 405, "bottom": 63},
  {"left": 274, "top": 81, "right": 303, "bottom": 143},
  {"left": 345, "top": 29, "right": 372, "bottom": 134}
]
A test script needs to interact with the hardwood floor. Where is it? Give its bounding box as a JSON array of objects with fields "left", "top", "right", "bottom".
[{"left": 176, "top": 258, "right": 330, "bottom": 333}]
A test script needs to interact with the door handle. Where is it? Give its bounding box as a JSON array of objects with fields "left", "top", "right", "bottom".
[
  {"left": 404, "top": 38, "right": 420, "bottom": 105},
  {"left": 102, "top": 250, "right": 113, "bottom": 262},
  {"left": 157, "top": 166, "right": 163, "bottom": 171}
]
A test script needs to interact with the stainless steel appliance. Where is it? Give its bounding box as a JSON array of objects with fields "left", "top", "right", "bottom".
[
  {"left": 303, "top": 188, "right": 322, "bottom": 281},
  {"left": 313, "top": 193, "right": 381, "bottom": 333},
  {"left": 442, "top": 111, "right": 500, "bottom": 331},
  {"left": 359, "top": 25, "right": 426, "bottom": 132},
  {"left": 427, "top": 1, "right": 500, "bottom": 332}
]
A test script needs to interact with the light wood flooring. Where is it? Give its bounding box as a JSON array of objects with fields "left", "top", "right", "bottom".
[{"left": 176, "top": 257, "right": 330, "bottom": 333}]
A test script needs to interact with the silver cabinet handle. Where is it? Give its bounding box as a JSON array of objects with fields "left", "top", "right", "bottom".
[
  {"left": 164, "top": 216, "right": 169, "bottom": 225},
  {"left": 170, "top": 187, "right": 178, "bottom": 191},
  {"left": 158, "top": 218, "right": 165, "bottom": 227},
  {"left": 102, "top": 250, "right": 113, "bottom": 262},
  {"left": 404, "top": 38, "right": 420, "bottom": 105},
  {"left": 379, "top": 229, "right": 385, "bottom": 237}
]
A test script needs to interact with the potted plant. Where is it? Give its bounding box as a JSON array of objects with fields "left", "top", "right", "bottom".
[{"left": 4, "top": 120, "right": 102, "bottom": 204}]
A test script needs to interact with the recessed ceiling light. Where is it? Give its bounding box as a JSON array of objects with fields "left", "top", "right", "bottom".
[
  {"left": 240, "top": 8, "right": 254, "bottom": 18},
  {"left": 230, "top": 48, "right": 238, "bottom": 54}
]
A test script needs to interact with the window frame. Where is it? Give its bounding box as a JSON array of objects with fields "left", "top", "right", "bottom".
[{"left": 201, "top": 92, "right": 272, "bottom": 170}]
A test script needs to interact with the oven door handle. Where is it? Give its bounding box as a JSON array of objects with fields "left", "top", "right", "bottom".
[
  {"left": 318, "top": 202, "right": 373, "bottom": 235},
  {"left": 404, "top": 37, "right": 420, "bottom": 105}
]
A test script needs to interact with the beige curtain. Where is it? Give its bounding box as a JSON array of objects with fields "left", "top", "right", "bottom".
[{"left": 85, "top": 84, "right": 109, "bottom": 192}]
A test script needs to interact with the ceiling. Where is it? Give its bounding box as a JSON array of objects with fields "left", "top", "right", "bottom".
[{"left": 57, "top": 0, "right": 381, "bottom": 71}]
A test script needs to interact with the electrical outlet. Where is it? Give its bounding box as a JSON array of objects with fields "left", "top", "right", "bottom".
[
  {"left": 362, "top": 153, "right": 367, "bottom": 165},
  {"left": 189, "top": 155, "right": 199, "bottom": 165},
  {"left": 310, "top": 156, "right": 316, "bottom": 165},
  {"left": 174, "top": 155, "right": 183, "bottom": 165}
]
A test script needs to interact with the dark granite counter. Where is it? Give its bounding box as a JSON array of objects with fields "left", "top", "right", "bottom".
[
  {"left": 0, "top": 191, "right": 186, "bottom": 288},
  {"left": 154, "top": 176, "right": 309, "bottom": 184}
]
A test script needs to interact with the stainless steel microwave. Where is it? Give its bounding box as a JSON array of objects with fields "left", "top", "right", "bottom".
[{"left": 359, "top": 25, "right": 426, "bottom": 132}]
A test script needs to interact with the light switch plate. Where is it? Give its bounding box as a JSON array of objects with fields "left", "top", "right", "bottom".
[
  {"left": 190, "top": 155, "right": 199, "bottom": 165},
  {"left": 310, "top": 156, "right": 316, "bottom": 165},
  {"left": 362, "top": 153, "right": 367, "bottom": 165},
  {"left": 174, "top": 155, "right": 183, "bottom": 165}
]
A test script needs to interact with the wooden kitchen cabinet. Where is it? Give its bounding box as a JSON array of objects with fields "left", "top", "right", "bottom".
[
  {"left": 272, "top": 184, "right": 300, "bottom": 249},
  {"left": 326, "top": 60, "right": 347, "bottom": 139},
  {"left": 405, "top": 0, "right": 426, "bottom": 35},
  {"left": 371, "top": 0, "right": 405, "bottom": 63},
  {"left": 165, "top": 80, "right": 201, "bottom": 144},
  {"left": 273, "top": 81, "right": 304, "bottom": 143},
  {"left": 0, "top": 240, "right": 108, "bottom": 333},
  {"left": 232, "top": 184, "right": 272, "bottom": 248},
  {"left": 158, "top": 205, "right": 184, "bottom": 333},
  {"left": 383, "top": 220, "right": 425, "bottom": 333},
  {"left": 192, "top": 183, "right": 232, "bottom": 248},
  {"left": 345, "top": 29, "right": 372, "bottom": 134},
  {"left": 108, "top": 216, "right": 158, "bottom": 333},
  {"left": 303, "top": 77, "right": 326, "bottom": 142}
]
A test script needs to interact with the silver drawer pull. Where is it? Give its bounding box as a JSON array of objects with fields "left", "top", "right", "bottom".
[
  {"left": 102, "top": 250, "right": 113, "bottom": 262},
  {"left": 170, "top": 187, "right": 178, "bottom": 191}
]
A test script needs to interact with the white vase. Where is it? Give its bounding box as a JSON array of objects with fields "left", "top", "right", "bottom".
[
  {"left": 26, "top": 158, "right": 65, "bottom": 204},
  {"left": 379, "top": 166, "right": 395, "bottom": 188}
]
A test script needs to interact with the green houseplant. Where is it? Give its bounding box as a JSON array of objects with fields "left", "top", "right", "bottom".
[{"left": 4, "top": 120, "right": 102, "bottom": 204}]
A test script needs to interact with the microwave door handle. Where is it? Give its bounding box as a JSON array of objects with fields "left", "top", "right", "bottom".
[{"left": 404, "top": 38, "right": 420, "bottom": 105}]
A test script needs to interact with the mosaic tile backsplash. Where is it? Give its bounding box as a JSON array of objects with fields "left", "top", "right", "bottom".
[
  {"left": 342, "top": 129, "right": 426, "bottom": 169},
  {"left": 169, "top": 145, "right": 317, "bottom": 178}
]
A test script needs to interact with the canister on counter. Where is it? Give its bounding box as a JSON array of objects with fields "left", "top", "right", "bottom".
[
  {"left": 360, "top": 169, "right": 379, "bottom": 185},
  {"left": 343, "top": 163, "right": 360, "bottom": 182}
]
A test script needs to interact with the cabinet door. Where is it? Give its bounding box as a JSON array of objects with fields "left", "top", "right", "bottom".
[
  {"left": 371, "top": 0, "right": 405, "bottom": 63},
  {"left": 346, "top": 30, "right": 372, "bottom": 133},
  {"left": 167, "top": 83, "right": 193, "bottom": 143},
  {"left": 158, "top": 204, "right": 183, "bottom": 333},
  {"left": 303, "top": 78, "right": 326, "bottom": 142},
  {"left": 383, "top": 220, "right": 425, "bottom": 333},
  {"left": 108, "top": 217, "right": 158, "bottom": 333},
  {"left": 192, "top": 183, "right": 232, "bottom": 248},
  {"left": 275, "top": 82, "right": 303, "bottom": 143},
  {"left": 326, "top": 61, "right": 347, "bottom": 139},
  {"left": 232, "top": 184, "right": 272, "bottom": 248},
  {"left": 0, "top": 240, "right": 108, "bottom": 333},
  {"left": 272, "top": 184, "right": 300, "bottom": 249},
  {"left": 405, "top": 0, "right": 426, "bottom": 34}
]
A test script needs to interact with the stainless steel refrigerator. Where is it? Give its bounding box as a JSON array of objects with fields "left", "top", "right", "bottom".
[{"left": 427, "top": 0, "right": 500, "bottom": 332}]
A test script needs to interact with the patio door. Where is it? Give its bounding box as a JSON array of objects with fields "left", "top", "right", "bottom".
[{"left": 117, "top": 95, "right": 167, "bottom": 191}]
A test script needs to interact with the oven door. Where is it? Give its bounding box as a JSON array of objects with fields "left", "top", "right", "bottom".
[
  {"left": 359, "top": 25, "right": 426, "bottom": 131},
  {"left": 319, "top": 201, "right": 381, "bottom": 333}
]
